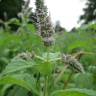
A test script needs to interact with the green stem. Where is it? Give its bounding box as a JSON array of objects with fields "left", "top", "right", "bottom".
[
  {"left": 43, "top": 44, "right": 50, "bottom": 96},
  {"left": 35, "top": 55, "right": 46, "bottom": 61},
  {"left": 54, "top": 65, "right": 68, "bottom": 84},
  {"left": 64, "top": 71, "right": 73, "bottom": 89},
  {"left": 50, "top": 58, "right": 61, "bottom": 62},
  {"left": 44, "top": 76, "right": 48, "bottom": 96}
]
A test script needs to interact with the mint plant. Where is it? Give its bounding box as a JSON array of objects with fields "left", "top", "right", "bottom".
[{"left": 0, "top": 0, "right": 96, "bottom": 96}]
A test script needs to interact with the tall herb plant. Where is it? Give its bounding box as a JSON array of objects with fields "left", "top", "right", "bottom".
[{"left": 0, "top": 0, "right": 96, "bottom": 96}]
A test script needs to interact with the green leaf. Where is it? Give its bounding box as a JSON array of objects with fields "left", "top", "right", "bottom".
[
  {"left": 73, "top": 73, "right": 93, "bottom": 88},
  {"left": 7, "top": 87, "right": 28, "bottom": 96},
  {"left": 88, "top": 66, "right": 96, "bottom": 74},
  {"left": 36, "top": 61, "right": 53, "bottom": 76},
  {"left": 0, "top": 74, "right": 39, "bottom": 95},
  {"left": 2, "top": 58, "right": 36, "bottom": 75},
  {"left": 0, "top": 76, "right": 32, "bottom": 91},
  {"left": 51, "top": 88, "right": 96, "bottom": 96},
  {"left": 27, "top": 24, "right": 36, "bottom": 32},
  {"left": 35, "top": 52, "right": 60, "bottom": 76},
  {"left": 42, "top": 52, "right": 61, "bottom": 62},
  {"left": 0, "top": 84, "right": 12, "bottom": 96}
]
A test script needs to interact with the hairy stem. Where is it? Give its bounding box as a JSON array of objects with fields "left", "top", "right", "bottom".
[
  {"left": 64, "top": 71, "right": 73, "bottom": 89},
  {"left": 54, "top": 65, "right": 68, "bottom": 84},
  {"left": 44, "top": 77, "right": 48, "bottom": 96}
]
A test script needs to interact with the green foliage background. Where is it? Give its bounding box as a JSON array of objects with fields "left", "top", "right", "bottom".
[{"left": 0, "top": 22, "right": 96, "bottom": 96}]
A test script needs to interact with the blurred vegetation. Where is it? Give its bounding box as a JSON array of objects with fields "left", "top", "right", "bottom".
[
  {"left": 80, "top": 0, "right": 96, "bottom": 24},
  {"left": 0, "top": 19, "right": 96, "bottom": 95},
  {"left": 0, "top": 0, "right": 25, "bottom": 20}
]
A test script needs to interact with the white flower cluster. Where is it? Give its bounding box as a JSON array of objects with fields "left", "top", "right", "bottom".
[
  {"left": 35, "top": 0, "right": 55, "bottom": 46},
  {"left": 62, "top": 54, "right": 85, "bottom": 73}
]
